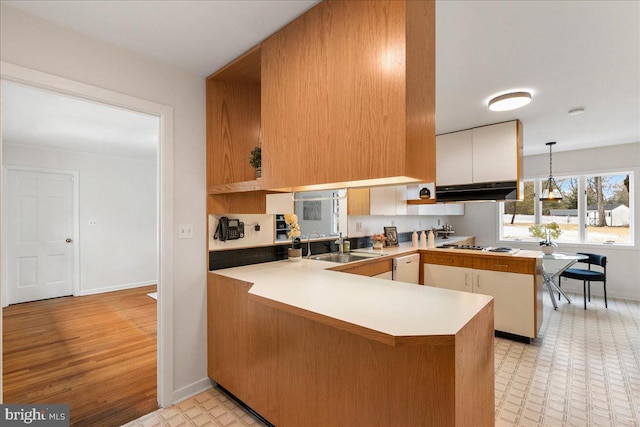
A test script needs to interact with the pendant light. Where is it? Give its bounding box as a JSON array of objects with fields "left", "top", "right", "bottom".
[{"left": 540, "top": 142, "right": 563, "bottom": 201}]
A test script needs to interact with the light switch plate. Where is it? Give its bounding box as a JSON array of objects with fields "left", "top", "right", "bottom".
[{"left": 178, "top": 224, "right": 193, "bottom": 239}]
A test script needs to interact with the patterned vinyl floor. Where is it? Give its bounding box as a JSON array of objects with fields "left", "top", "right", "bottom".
[{"left": 124, "top": 293, "right": 640, "bottom": 427}]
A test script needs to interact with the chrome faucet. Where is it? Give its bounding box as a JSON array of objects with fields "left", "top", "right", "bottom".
[
  {"left": 335, "top": 232, "right": 344, "bottom": 254},
  {"left": 306, "top": 231, "right": 322, "bottom": 258}
]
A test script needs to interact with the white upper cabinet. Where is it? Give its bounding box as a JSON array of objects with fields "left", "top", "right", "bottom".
[
  {"left": 266, "top": 193, "right": 294, "bottom": 214},
  {"left": 471, "top": 121, "right": 520, "bottom": 183},
  {"left": 436, "top": 130, "right": 473, "bottom": 186},
  {"left": 436, "top": 120, "right": 521, "bottom": 186},
  {"left": 370, "top": 186, "right": 407, "bottom": 216}
]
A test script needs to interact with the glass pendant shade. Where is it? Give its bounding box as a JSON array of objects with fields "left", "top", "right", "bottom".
[
  {"left": 540, "top": 177, "right": 563, "bottom": 200},
  {"left": 540, "top": 141, "right": 563, "bottom": 201}
]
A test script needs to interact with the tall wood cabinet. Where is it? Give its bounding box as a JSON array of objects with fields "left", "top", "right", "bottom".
[
  {"left": 207, "top": 1, "right": 437, "bottom": 213},
  {"left": 261, "top": 0, "right": 436, "bottom": 191}
]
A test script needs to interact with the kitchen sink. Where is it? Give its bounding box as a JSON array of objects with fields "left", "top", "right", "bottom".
[{"left": 310, "top": 253, "right": 374, "bottom": 263}]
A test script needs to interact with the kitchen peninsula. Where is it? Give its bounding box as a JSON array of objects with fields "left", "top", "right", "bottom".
[{"left": 208, "top": 248, "right": 496, "bottom": 426}]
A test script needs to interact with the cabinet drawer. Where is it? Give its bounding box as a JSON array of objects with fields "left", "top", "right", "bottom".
[
  {"left": 472, "top": 257, "right": 534, "bottom": 274},
  {"left": 422, "top": 253, "right": 472, "bottom": 268},
  {"left": 338, "top": 259, "right": 393, "bottom": 277}
]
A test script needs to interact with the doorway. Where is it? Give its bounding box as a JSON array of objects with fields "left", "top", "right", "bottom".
[
  {"left": 4, "top": 167, "right": 78, "bottom": 305},
  {"left": 0, "top": 62, "right": 175, "bottom": 408}
]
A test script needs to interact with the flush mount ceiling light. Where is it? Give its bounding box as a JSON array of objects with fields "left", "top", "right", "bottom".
[
  {"left": 540, "top": 141, "right": 563, "bottom": 201},
  {"left": 488, "top": 91, "right": 532, "bottom": 112}
]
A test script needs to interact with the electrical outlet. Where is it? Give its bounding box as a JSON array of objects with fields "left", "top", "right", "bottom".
[
  {"left": 438, "top": 219, "right": 441, "bottom": 226},
  {"left": 356, "top": 222, "right": 362, "bottom": 232},
  {"left": 391, "top": 220, "right": 395, "bottom": 226},
  {"left": 178, "top": 224, "right": 193, "bottom": 239},
  {"left": 88, "top": 219, "right": 97, "bottom": 226}
]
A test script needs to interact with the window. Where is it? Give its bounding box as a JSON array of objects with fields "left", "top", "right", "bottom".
[
  {"left": 586, "top": 173, "right": 631, "bottom": 244},
  {"left": 500, "top": 172, "right": 633, "bottom": 246},
  {"left": 502, "top": 181, "right": 535, "bottom": 241},
  {"left": 541, "top": 177, "right": 579, "bottom": 243},
  {"left": 332, "top": 191, "right": 340, "bottom": 234}
]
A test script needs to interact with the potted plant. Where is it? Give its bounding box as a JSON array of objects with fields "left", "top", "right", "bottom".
[
  {"left": 249, "top": 146, "right": 261, "bottom": 178},
  {"left": 284, "top": 213, "right": 302, "bottom": 261},
  {"left": 529, "top": 222, "right": 562, "bottom": 255},
  {"left": 371, "top": 233, "right": 386, "bottom": 249}
]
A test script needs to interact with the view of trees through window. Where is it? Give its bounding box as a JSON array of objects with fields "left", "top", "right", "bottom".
[
  {"left": 502, "top": 173, "right": 632, "bottom": 245},
  {"left": 586, "top": 174, "right": 630, "bottom": 243},
  {"left": 503, "top": 181, "right": 535, "bottom": 241}
]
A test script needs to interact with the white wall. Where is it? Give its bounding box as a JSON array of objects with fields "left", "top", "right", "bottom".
[
  {"left": 0, "top": 4, "right": 207, "bottom": 402},
  {"left": 348, "top": 215, "right": 448, "bottom": 238},
  {"left": 3, "top": 143, "right": 157, "bottom": 294},
  {"left": 450, "top": 142, "right": 640, "bottom": 301}
]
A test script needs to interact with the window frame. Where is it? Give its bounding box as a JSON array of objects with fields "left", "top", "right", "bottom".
[{"left": 498, "top": 170, "right": 634, "bottom": 247}]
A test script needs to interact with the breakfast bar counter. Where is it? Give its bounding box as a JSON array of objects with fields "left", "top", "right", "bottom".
[{"left": 208, "top": 248, "right": 496, "bottom": 426}]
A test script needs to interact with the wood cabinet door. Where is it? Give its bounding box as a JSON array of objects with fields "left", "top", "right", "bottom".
[
  {"left": 347, "top": 188, "right": 370, "bottom": 215},
  {"left": 473, "top": 270, "right": 534, "bottom": 338},
  {"left": 436, "top": 130, "right": 473, "bottom": 186},
  {"left": 373, "top": 271, "right": 393, "bottom": 280},
  {"left": 261, "top": 0, "right": 433, "bottom": 190},
  {"left": 423, "top": 264, "right": 472, "bottom": 292},
  {"left": 471, "top": 121, "right": 518, "bottom": 183}
]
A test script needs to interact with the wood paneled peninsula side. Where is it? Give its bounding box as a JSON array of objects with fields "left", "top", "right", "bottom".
[{"left": 208, "top": 256, "right": 495, "bottom": 426}]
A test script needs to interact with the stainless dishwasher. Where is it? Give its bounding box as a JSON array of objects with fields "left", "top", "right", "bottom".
[{"left": 392, "top": 253, "right": 420, "bottom": 284}]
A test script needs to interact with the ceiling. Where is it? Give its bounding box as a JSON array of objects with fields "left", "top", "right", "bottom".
[
  {"left": 2, "top": 81, "right": 160, "bottom": 161},
  {"left": 2, "top": 0, "right": 639, "bottom": 158}
]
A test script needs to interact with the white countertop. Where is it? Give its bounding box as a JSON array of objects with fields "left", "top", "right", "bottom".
[{"left": 212, "top": 237, "right": 494, "bottom": 338}]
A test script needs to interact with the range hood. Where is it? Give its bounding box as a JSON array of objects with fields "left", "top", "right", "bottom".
[{"left": 436, "top": 181, "right": 518, "bottom": 202}]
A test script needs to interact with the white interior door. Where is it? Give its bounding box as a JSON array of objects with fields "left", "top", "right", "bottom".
[{"left": 5, "top": 168, "right": 75, "bottom": 304}]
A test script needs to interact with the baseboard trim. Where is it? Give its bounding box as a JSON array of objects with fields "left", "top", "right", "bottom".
[
  {"left": 171, "top": 377, "right": 214, "bottom": 406},
  {"left": 76, "top": 280, "right": 156, "bottom": 296}
]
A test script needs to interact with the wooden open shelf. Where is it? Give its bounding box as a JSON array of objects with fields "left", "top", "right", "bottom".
[
  {"left": 406, "top": 199, "right": 437, "bottom": 205},
  {"left": 208, "top": 179, "right": 263, "bottom": 195}
]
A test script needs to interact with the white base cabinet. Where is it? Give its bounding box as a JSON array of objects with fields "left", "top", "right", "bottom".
[{"left": 423, "top": 252, "right": 542, "bottom": 340}]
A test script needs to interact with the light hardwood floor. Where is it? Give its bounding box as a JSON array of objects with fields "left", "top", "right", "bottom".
[{"left": 3, "top": 285, "right": 158, "bottom": 426}]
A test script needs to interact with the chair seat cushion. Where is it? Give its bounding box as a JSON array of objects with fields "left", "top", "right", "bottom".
[{"left": 561, "top": 268, "right": 605, "bottom": 281}]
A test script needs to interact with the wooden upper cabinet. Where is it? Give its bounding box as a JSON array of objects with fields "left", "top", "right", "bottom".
[
  {"left": 347, "top": 188, "right": 371, "bottom": 216},
  {"left": 261, "top": 0, "right": 436, "bottom": 192},
  {"left": 206, "top": 46, "right": 272, "bottom": 214},
  {"left": 207, "top": 46, "right": 262, "bottom": 192}
]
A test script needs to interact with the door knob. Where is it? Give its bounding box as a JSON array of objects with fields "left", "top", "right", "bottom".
[{"left": 66, "top": 238, "right": 73, "bottom": 243}]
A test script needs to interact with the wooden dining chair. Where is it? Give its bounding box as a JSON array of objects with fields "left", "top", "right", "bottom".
[{"left": 559, "top": 253, "right": 607, "bottom": 310}]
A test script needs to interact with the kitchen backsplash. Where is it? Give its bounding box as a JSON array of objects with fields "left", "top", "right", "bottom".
[
  {"left": 209, "top": 214, "right": 274, "bottom": 251},
  {"left": 209, "top": 233, "right": 415, "bottom": 270}
]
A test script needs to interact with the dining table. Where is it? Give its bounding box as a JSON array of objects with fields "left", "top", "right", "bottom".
[{"left": 541, "top": 252, "right": 589, "bottom": 310}]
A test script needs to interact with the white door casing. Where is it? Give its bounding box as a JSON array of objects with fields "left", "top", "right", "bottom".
[
  {"left": 4, "top": 167, "right": 78, "bottom": 304},
  {"left": 1, "top": 62, "right": 175, "bottom": 407}
]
